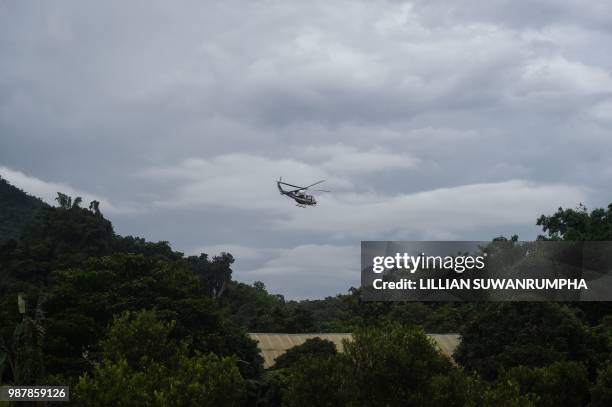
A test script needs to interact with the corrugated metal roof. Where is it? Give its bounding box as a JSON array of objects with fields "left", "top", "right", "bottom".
[{"left": 248, "top": 333, "right": 461, "bottom": 368}]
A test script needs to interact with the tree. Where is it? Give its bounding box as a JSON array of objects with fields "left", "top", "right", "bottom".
[
  {"left": 88, "top": 200, "right": 100, "bottom": 216},
  {"left": 0, "top": 294, "right": 46, "bottom": 385},
  {"left": 283, "top": 355, "right": 345, "bottom": 407},
  {"left": 272, "top": 338, "right": 337, "bottom": 369},
  {"left": 252, "top": 369, "right": 289, "bottom": 407},
  {"left": 502, "top": 361, "right": 590, "bottom": 407},
  {"left": 537, "top": 203, "right": 612, "bottom": 241},
  {"left": 536, "top": 203, "right": 612, "bottom": 324},
  {"left": 454, "top": 303, "right": 603, "bottom": 380},
  {"left": 281, "top": 324, "right": 477, "bottom": 407},
  {"left": 185, "top": 252, "right": 234, "bottom": 299},
  {"left": 284, "top": 307, "right": 315, "bottom": 333},
  {"left": 15, "top": 199, "right": 115, "bottom": 273},
  {"left": 73, "top": 358, "right": 157, "bottom": 406},
  {"left": 74, "top": 310, "right": 246, "bottom": 406},
  {"left": 590, "top": 360, "right": 612, "bottom": 407},
  {"left": 341, "top": 324, "right": 461, "bottom": 406},
  {"left": 43, "top": 254, "right": 262, "bottom": 378},
  {"left": 0, "top": 176, "right": 47, "bottom": 241},
  {"left": 481, "top": 379, "right": 537, "bottom": 407},
  {"left": 159, "top": 352, "right": 245, "bottom": 407},
  {"left": 220, "top": 281, "right": 290, "bottom": 332},
  {"left": 97, "top": 310, "right": 177, "bottom": 370},
  {"left": 55, "top": 193, "right": 71, "bottom": 210}
]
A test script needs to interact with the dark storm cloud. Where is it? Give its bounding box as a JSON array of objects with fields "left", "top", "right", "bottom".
[{"left": 2, "top": 0, "right": 612, "bottom": 298}]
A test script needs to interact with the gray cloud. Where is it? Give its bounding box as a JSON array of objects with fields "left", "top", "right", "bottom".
[{"left": 1, "top": 0, "right": 611, "bottom": 298}]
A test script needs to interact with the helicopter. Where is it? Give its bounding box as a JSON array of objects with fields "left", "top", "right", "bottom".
[{"left": 276, "top": 178, "right": 330, "bottom": 207}]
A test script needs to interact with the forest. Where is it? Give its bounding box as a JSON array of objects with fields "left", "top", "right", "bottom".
[{"left": 0, "top": 177, "right": 611, "bottom": 406}]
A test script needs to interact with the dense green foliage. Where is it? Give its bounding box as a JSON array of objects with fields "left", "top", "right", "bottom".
[
  {"left": 0, "top": 179, "right": 610, "bottom": 406},
  {"left": 454, "top": 303, "right": 606, "bottom": 380},
  {"left": 0, "top": 184, "right": 262, "bottom": 393},
  {"left": 42, "top": 253, "right": 261, "bottom": 378},
  {"left": 337, "top": 324, "right": 461, "bottom": 406},
  {"left": 73, "top": 310, "right": 246, "bottom": 406},
  {"left": 272, "top": 338, "right": 337, "bottom": 369},
  {"left": 281, "top": 324, "right": 535, "bottom": 407},
  {"left": 502, "top": 361, "right": 591, "bottom": 407},
  {"left": 590, "top": 360, "right": 612, "bottom": 407},
  {"left": 537, "top": 203, "right": 612, "bottom": 241},
  {"left": 0, "top": 176, "right": 46, "bottom": 241}
]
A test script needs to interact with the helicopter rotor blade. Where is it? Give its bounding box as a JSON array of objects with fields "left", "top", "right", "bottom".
[
  {"left": 302, "top": 180, "right": 325, "bottom": 189},
  {"left": 277, "top": 181, "right": 306, "bottom": 189}
]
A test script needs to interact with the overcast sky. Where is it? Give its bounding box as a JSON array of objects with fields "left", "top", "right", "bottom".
[{"left": 2, "top": 0, "right": 612, "bottom": 299}]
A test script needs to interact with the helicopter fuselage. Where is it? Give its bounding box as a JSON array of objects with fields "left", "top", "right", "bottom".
[
  {"left": 290, "top": 191, "right": 316, "bottom": 205},
  {"left": 277, "top": 182, "right": 317, "bottom": 206}
]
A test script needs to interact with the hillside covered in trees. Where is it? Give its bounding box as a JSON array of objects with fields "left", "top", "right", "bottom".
[
  {"left": 0, "top": 179, "right": 611, "bottom": 406},
  {"left": 0, "top": 176, "right": 47, "bottom": 241}
]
